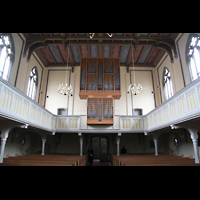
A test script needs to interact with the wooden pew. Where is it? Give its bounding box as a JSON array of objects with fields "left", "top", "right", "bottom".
[
  {"left": 0, "top": 154, "right": 88, "bottom": 166},
  {"left": 111, "top": 154, "right": 199, "bottom": 166}
]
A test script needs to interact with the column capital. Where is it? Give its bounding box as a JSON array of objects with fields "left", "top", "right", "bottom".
[
  {"left": 118, "top": 133, "right": 122, "bottom": 136},
  {"left": 42, "top": 138, "right": 46, "bottom": 143},
  {"left": 78, "top": 132, "right": 82, "bottom": 136}
]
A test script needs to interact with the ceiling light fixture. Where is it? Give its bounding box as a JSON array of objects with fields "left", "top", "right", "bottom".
[
  {"left": 58, "top": 34, "right": 73, "bottom": 96},
  {"left": 89, "top": 33, "right": 113, "bottom": 39},
  {"left": 127, "top": 35, "right": 143, "bottom": 95}
]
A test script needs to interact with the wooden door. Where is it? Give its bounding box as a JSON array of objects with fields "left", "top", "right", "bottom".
[
  {"left": 91, "top": 136, "right": 108, "bottom": 161},
  {"left": 92, "top": 137, "right": 100, "bottom": 159},
  {"left": 100, "top": 137, "right": 108, "bottom": 162}
]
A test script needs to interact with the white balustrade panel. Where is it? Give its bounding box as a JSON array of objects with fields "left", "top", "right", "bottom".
[
  {"left": 1, "top": 76, "right": 200, "bottom": 134},
  {"left": 0, "top": 78, "right": 82, "bottom": 133},
  {"left": 145, "top": 78, "right": 200, "bottom": 132}
]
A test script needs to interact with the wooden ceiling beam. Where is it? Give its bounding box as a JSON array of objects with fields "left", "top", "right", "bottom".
[
  {"left": 135, "top": 33, "right": 141, "bottom": 37},
  {"left": 88, "top": 45, "right": 91, "bottom": 57},
  {"left": 25, "top": 35, "right": 170, "bottom": 43},
  {"left": 46, "top": 63, "right": 75, "bottom": 67},
  {"left": 23, "top": 34, "right": 177, "bottom": 58},
  {"left": 47, "top": 46, "right": 56, "bottom": 64},
  {"left": 110, "top": 45, "right": 113, "bottom": 57},
  {"left": 144, "top": 47, "right": 154, "bottom": 65},
  {"left": 26, "top": 40, "right": 177, "bottom": 64},
  {"left": 68, "top": 45, "right": 75, "bottom": 67},
  {"left": 35, "top": 48, "right": 49, "bottom": 66},
  {"left": 119, "top": 45, "right": 123, "bottom": 60},
  {"left": 46, "top": 63, "right": 155, "bottom": 68},
  {"left": 78, "top": 45, "right": 82, "bottom": 58},
  {"left": 152, "top": 49, "right": 166, "bottom": 67},
  {"left": 55, "top": 45, "right": 64, "bottom": 64},
  {"left": 98, "top": 45, "right": 103, "bottom": 57},
  {"left": 136, "top": 46, "right": 145, "bottom": 64},
  {"left": 126, "top": 45, "right": 133, "bottom": 65}
]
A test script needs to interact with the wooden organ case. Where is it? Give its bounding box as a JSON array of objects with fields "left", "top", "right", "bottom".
[{"left": 79, "top": 57, "right": 121, "bottom": 125}]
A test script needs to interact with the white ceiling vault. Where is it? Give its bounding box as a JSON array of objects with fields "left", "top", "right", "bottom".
[{"left": 23, "top": 33, "right": 179, "bottom": 70}]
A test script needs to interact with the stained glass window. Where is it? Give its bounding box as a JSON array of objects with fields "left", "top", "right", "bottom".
[
  {"left": 186, "top": 34, "right": 200, "bottom": 82},
  {"left": 0, "top": 34, "right": 14, "bottom": 81},
  {"left": 27, "top": 67, "right": 38, "bottom": 100},
  {"left": 163, "top": 67, "right": 173, "bottom": 101}
]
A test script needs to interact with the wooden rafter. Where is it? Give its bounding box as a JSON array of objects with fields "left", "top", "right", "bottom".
[
  {"left": 137, "top": 46, "right": 145, "bottom": 64},
  {"left": 23, "top": 33, "right": 179, "bottom": 68},
  {"left": 47, "top": 46, "right": 56, "bottom": 64},
  {"left": 98, "top": 45, "right": 103, "bottom": 57},
  {"left": 55, "top": 45, "right": 64, "bottom": 64},
  {"left": 144, "top": 47, "right": 154, "bottom": 65}
]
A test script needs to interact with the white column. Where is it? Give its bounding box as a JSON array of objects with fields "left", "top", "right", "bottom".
[
  {"left": 189, "top": 129, "right": 200, "bottom": 164},
  {"left": 116, "top": 133, "right": 121, "bottom": 156},
  {"left": 78, "top": 132, "right": 83, "bottom": 157},
  {"left": 153, "top": 138, "right": 158, "bottom": 156},
  {"left": 41, "top": 139, "right": 46, "bottom": 156},
  {"left": 153, "top": 134, "right": 160, "bottom": 156},
  {"left": 0, "top": 129, "right": 10, "bottom": 163},
  {"left": 79, "top": 136, "right": 83, "bottom": 157},
  {"left": 0, "top": 138, "right": 7, "bottom": 163}
]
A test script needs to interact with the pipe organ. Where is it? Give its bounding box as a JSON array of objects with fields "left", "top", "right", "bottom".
[{"left": 79, "top": 57, "right": 121, "bottom": 124}]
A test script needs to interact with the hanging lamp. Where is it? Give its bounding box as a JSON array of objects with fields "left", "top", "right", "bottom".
[
  {"left": 127, "top": 34, "right": 143, "bottom": 95},
  {"left": 58, "top": 34, "right": 73, "bottom": 96}
]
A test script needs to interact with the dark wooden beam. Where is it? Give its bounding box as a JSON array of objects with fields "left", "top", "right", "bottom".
[
  {"left": 46, "top": 63, "right": 155, "bottom": 68},
  {"left": 55, "top": 45, "right": 64, "bottom": 64},
  {"left": 35, "top": 48, "right": 49, "bottom": 66},
  {"left": 126, "top": 45, "right": 134, "bottom": 66},
  {"left": 122, "top": 63, "right": 155, "bottom": 68},
  {"left": 144, "top": 47, "right": 154, "bottom": 65},
  {"left": 98, "top": 45, "right": 103, "bottom": 57},
  {"left": 152, "top": 49, "right": 166, "bottom": 66},
  {"left": 47, "top": 46, "right": 56, "bottom": 64},
  {"left": 23, "top": 34, "right": 174, "bottom": 55},
  {"left": 86, "top": 45, "right": 90, "bottom": 57},
  {"left": 25, "top": 39, "right": 177, "bottom": 64},
  {"left": 67, "top": 45, "right": 75, "bottom": 67},
  {"left": 119, "top": 45, "right": 123, "bottom": 60},
  {"left": 137, "top": 46, "right": 145, "bottom": 64}
]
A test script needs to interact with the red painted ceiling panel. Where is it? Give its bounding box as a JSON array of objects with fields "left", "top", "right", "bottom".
[
  {"left": 41, "top": 47, "right": 55, "bottom": 63},
  {"left": 58, "top": 45, "right": 69, "bottom": 63},
  {"left": 42, "top": 33, "right": 51, "bottom": 36},
  {"left": 133, "top": 45, "right": 143, "bottom": 63},
  {"left": 112, "top": 45, "right": 120, "bottom": 57},
  {"left": 146, "top": 48, "right": 160, "bottom": 64},
  {"left": 80, "top": 45, "right": 89, "bottom": 57},
  {"left": 150, "top": 33, "right": 160, "bottom": 36}
]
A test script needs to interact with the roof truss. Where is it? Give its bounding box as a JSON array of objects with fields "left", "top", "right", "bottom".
[{"left": 22, "top": 33, "right": 179, "bottom": 69}]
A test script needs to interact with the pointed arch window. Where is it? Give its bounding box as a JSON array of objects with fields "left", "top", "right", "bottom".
[
  {"left": 163, "top": 67, "right": 173, "bottom": 101},
  {"left": 0, "top": 34, "right": 14, "bottom": 81},
  {"left": 186, "top": 34, "right": 200, "bottom": 82},
  {"left": 27, "top": 67, "right": 38, "bottom": 100}
]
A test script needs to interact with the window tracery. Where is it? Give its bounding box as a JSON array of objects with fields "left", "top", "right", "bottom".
[
  {"left": 27, "top": 67, "right": 38, "bottom": 100},
  {"left": 0, "top": 34, "right": 14, "bottom": 81},
  {"left": 163, "top": 67, "right": 173, "bottom": 101},
  {"left": 186, "top": 34, "right": 200, "bottom": 82}
]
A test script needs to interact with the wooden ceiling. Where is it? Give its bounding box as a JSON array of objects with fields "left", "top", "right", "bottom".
[{"left": 23, "top": 33, "right": 179, "bottom": 70}]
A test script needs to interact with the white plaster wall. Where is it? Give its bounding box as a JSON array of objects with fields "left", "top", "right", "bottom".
[
  {"left": 3, "top": 132, "right": 42, "bottom": 157},
  {"left": 45, "top": 69, "right": 71, "bottom": 115},
  {"left": 9, "top": 33, "right": 45, "bottom": 104},
  {"left": 156, "top": 33, "right": 200, "bottom": 104}
]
